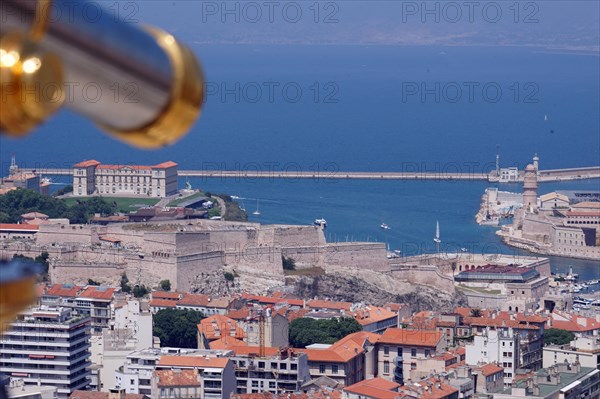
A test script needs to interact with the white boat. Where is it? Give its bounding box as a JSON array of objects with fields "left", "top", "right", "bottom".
[
  {"left": 252, "top": 200, "right": 261, "bottom": 216},
  {"left": 394, "top": 249, "right": 402, "bottom": 255},
  {"left": 380, "top": 223, "right": 391, "bottom": 230},
  {"left": 314, "top": 218, "right": 327, "bottom": 227},
  {"left": 460, "top": 248, "right": 468, "bottom": 253},
  {"left": 433, "top": 221, "right": 441, "bottom": 244},
  {"left": 387, "top": 244, "right": 399, "bottom": 259}
]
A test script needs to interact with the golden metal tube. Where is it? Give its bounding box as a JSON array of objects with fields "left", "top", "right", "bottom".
[{"left": 0, "top": 0, "right": 204, "bottom": 148}]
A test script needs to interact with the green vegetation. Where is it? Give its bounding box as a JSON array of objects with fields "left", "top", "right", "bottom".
[
  {"left": 120, "top": 272, "right": 131, "bottom": 293},
  {"left": 133, "top": 284, "right": 149, "bottom": 298},
  {"left": 223, "top": 272, "right": 235, "bottom": 282},
  {"left": 87, "top": 279, "right": 101, "bottom": 286},
  {"left": 153, "top": 308, "right": 205, "bottom": 348},
  {"left": 208, "top": 208, "right": 221, "bottom": 218},
  {"left": 0, "top": 189, "right": 116, "bottom": 224},
  {"left": 217, "top": 194, "right": 247, "bottom": 222},
  {"left": 289, "top": 317, "right": 362, "bottom": 348},
  {"left": 282, "top": 256, "right": 296, "bottom": 271},
  {"left": 544, "top": 328, "right": 575, "bottom": 346},
  {"left": 12, "top": 252, "right": 50, "bottom": 281},
  {"left": 470, "top": 308, "right": 483, "bottom": 317},
  {"left": 63, "top": 196, "right": 159, "bottom": 213},
  {"left": 53, "top": 185, "right": 73, "bottom": 196},
  {"left": 1, "top": 189, "right": 68, "bottom": 223},
  {"left": 160, "top": 280, "right": 171, "bottom": 291}
]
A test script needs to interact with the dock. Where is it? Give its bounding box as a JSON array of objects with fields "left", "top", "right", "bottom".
[{"left": 18, "top": 166, "right": 600, "bottom": 182}]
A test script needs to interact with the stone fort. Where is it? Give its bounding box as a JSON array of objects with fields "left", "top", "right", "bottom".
[{"left": 24, "top": 220, "right": 390, "bottom": 291}]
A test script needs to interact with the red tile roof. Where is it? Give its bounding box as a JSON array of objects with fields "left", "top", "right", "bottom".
[
  {"left": 98, "top": 164, "right": 152, "bottom": 171},
  {"left": 379, "top": 328, "right": 442, "bottom": 347},
  {"left": 45, "top": 284, "right": 82, "bottom": 297},
  {"left": 307, "top": 299, "right": 353, "bottom": 311},
  {"left": 73, "top": 160, "right": 101, "bottom": 168},
  {"left": 70, "top": 391, "right": 146, "bottom": 399},
  {"left": 149, "top": 299, "right": 177, "bottom": 308},
  {"left": 297, "top": 331, "right": 375, "bottom": 363},
  {"left": 152, "top": 291, "right": 184, "bottom": 300},
  {"left": 351, "top": 306, "right": 397, "bottom": 326},
  {"left": 344, "top": 378, "right": 401, "bottom": 399},
  {"left": 158, "top": 355, "right": 230, "bottom": 368},
  {"left": 0, "top": 223, "right": 39, "bottom": 231},
  {"left": 79, "top": 286, "right": 116, "bottom": 300},
  {"left": 550, "top": 311, "right": 600, "bottom": 332},
  {"left": 477, "top": 363, "right": 504, "bottom": 377},
  {"left": 152, "top": 161, "right": 178, "bottom": 169},
  {"left": 198, "top": 315, "right": 245, "bottom": 340}
]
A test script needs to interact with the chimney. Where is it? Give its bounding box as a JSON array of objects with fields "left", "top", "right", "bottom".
[{"left": 108, "top": 389, "right": 126, "bottom": 399}]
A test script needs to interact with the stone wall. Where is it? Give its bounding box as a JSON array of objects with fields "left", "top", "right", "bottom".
[
  {"left": 322, "top": 243, "right": 389, "bottom": 272},
  {"left": 176, "top": 251, "right": 224, "bottom": 291},
  {"left": 50, "top": 262, "right": 125, "bottom": 286},
  {"left": 391, "top": 265, "right": 455, "bottom": 292}
]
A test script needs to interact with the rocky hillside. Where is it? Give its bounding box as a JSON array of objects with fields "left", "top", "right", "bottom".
[{"left": 189, "top": 268, "right": 466, "bottom": 313}]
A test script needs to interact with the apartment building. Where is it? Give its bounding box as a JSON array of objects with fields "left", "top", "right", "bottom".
[
  {"left": 114, "top": 349, "right": 229, "bottom": 396},
  {"left": 543, "top": 335, "right": 600, "bottom": 369},
  {"left": 0, "top": 307, "right": 91, "bottom": 399},
  {"left": 73, "top": 160, "right": 178, "bottom": 198},
  {"left": 494, "top": 362, "right": 600, "bottom": 399},
  {"left": 299, "top": 331, "right": 379, "bottom": 387},
  {"left": 376, "top": 328, "right": 444, "bottom": 385},
  {"left": 155, "top": 356, "right": 236, "bottom": 399},
  {"left": 41, "top": 284, "right": 117, "bottom": 332},
  {"left": 224, "top": 347, "right": 310, "bottom": 394}
]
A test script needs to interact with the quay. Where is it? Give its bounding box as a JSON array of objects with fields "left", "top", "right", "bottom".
[{"left": 18, "top": 166, "right": 600, "bottom": 182}]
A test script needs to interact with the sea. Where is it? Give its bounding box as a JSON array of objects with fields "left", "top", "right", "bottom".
[{"left": 1, "top": 45, "right": 599, "bottom": 280}]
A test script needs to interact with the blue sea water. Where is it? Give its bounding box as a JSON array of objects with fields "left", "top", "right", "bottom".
[{"left": 1, "top": 45, "right": 599, "bottom": 278}]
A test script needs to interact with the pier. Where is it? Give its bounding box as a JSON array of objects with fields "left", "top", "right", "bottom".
[{"left": 19, "top": 166, "right": 600, "bottom": 182}]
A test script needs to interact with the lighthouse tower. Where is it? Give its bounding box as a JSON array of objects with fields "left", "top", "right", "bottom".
[
  {"left": 533, "top": 153, "right": 539, "bottom": 173},
  {"left": 523, "top": 164, "right": 538, "bottom": 212}
]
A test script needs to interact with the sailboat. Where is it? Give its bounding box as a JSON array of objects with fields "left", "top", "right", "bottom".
[
  {"left": 239, "top": 199, "right": 246, "bottom": 212},
  {"left": 433, "top": 221, "right": 441, "bottom": 244},
  {"left": 433, "top": 220, "right": 441, "bottom": 254},
  {"left": 252, "top": 200, "right": 261, "bottom": 216}
]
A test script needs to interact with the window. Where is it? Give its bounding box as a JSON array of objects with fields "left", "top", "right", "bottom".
[
  {"left": 411, "top": 362, "right": 417, "bottom": 370},
  {"left": 271, "top": 362, "right": 277, "bottom": 369},
  {"left": 384, "top": 346, "right": 389, "bottom": 356},
  {"left": 411, "top": 348, "right": 417, "bottom": 357},
  {"left": 332, "top": 365, "right": 339, "bottom": 374},
  {"left": 384, "top": 362, "right": 389, "bottom": 374},
  {"left": 319, "top": 364, "right": 326, "bottom": 373},
  {"left": 280, "top": 363, "right": 287, "bottom": 370},
  {"left": 425, "top": 349, "right": 430, "bottom": 357}
]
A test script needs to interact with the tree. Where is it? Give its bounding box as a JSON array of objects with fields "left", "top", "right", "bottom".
[
  {"left": 54, "top": 185, "right": 73, "bottom": 196},
  {"left": 88, "top": 279, "right": 100, "bottom": 286},
  {"left": 544, "top": 328, "right": 575, "bottom": 346},
  {"left": 289, "top": 317, "right": 362, "bottom": 348},
  {"left": 133, "top": 284, "right": 149, "bottom": 298},
  {"left": 153, "top": 308, "right": 205, "bottom": 348},
  {"left": 451, "top": 262, "right": 457, "bottom": 276},
  {"left": 282, "top": 256, "right": 296, "bottom": 271},
  {"left": 120, "top": 272, "right": 131, "bottom": 293},
  {"left": 470, "top": 308, "right": 482, "bottom": 317},
  {"left": 160, "top": 280, "right": 171, "bottom": 291},
  {"left": 34, "top": 251, "right": 50, "bottom": 280}
]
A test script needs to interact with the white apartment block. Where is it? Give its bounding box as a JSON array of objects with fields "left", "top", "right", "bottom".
[
  {"left": 0, "top": 307, "right": 91, "bottom": 399},
  {"left": 229, "top": 350, "right": 310, "bottom": 393},
  {"left": 466, "top": 327, "right": 518, "bottom": 386},
  {"left": 114, "top": 348, "right": 228, "bottom": 396},
  {"left": 543, "top": 336, "right": 600, "bottom": 369},
  {"left": 73, "top": 160, "right": 178, "bottom": 198}
]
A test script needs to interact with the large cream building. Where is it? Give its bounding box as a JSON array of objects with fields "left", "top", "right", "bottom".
[{"left": 73, "top": 160, "right": 178, "bottom": 197}]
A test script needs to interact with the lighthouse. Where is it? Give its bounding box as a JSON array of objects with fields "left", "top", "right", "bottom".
[{"left": 523, "top": 163, "right": 538, "bottom": 212}]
